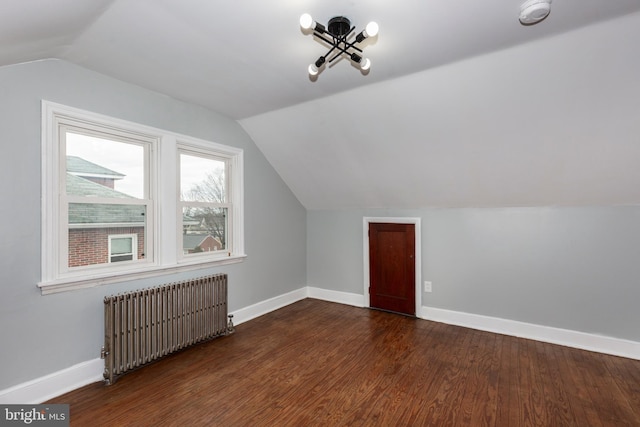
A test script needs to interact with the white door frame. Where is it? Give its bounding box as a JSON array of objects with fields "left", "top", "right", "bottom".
[{"left": 363, "top": 217, "right": 422, "bottom": 316}]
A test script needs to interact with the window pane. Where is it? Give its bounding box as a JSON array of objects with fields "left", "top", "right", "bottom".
[
  {"left": 180, "top": 153, "right": 226, "bottom": 202},
  {"left": 111, "top": 237, "right": 133, "bottom": 255},
  {"left": 68, "top": 203, "right": 146, "bottom": 268},
  {"left": 66, "top": 132, "right": 145, "bottom": 199},
  {"left": 182, "top": 207, "right": 227, "bottom": 254}
]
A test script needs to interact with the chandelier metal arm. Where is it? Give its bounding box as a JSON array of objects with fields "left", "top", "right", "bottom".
[
  {"left": 313, "top": 26, "right": 366, "bottom": 65},
  {"left": 312, "top": 29, "right": 364, "bottom": 55},
  {"left": 312, "top": 32, "right": 340, "bottom": 60},
  {"left": 333, "top": 28, "right": 365, "bottom": 59}
]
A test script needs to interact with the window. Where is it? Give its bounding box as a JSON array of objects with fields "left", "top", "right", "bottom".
[
  {"left": 41, "top": 101, "right": 245, "bottom": 294},
  {"left": 109, "top": 234, "right": 138, "bottom": 263},
  {"left": 63, "top": 127, "right": 151, "bottom": 270},
  {"left": 179, "top": 149, "right": 230, "bottom": 258}
]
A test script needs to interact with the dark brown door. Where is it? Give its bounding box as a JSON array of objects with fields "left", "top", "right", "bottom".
[{"left": 369, "top": 222, "right": 415, "bottom": 316}]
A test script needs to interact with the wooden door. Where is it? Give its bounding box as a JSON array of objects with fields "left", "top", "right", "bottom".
[{"left": 368, "top": 222, "right": 415, "bottom": 316}]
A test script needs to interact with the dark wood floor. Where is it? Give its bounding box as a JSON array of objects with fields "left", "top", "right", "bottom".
[{"left": 49, "top": 299, "right": 640, "bottom": 426}]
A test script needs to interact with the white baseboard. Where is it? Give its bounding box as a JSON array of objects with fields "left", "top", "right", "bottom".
[
  {"left": 0, "top": 358, "right": 103, "bottom": 404},
  {"left": 4, "top": 289, "right": 638, "bottom": 404},
  {"left": 307, "top": 287, "right": 365, "bottom": 307},
  {"left": 230, "top": 287, "right": 308, "bottom": 325},
  {"left": 231, "top": 287, "right": 365, "bottom": 325},
  {"left": 420, "top": 306, "right": 640, "bottom": 361}
]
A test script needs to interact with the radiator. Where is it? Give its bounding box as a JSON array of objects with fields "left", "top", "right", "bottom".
[{"left": 102, "top": 274, "right": 233, "bottom": 385}]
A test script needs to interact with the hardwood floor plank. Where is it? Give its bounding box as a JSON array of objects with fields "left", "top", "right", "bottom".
[
  {"left": 604, "top": 354, "right": 640, "bottom": 421},
  {"left": 457, "top": 330, "right": 489, "bottom": 426},
  {"left": 555, "top": 344, "right": 606, "bottom": 427},
  {"left": 589, "top": 353, "right": 640, "bottom": 426},
  {"left": 495, "top": 333, "right": 518, "bottom": 426},
  {"left": 467, "top": 332, "right": 501, "bottom": 427},
  {"left": 399, "top": 321, "right": 456, "bottom": 426},
  {"left": 539, "top": 342, "right": 579, "bottom": 426},
  {"left": 423, "top": 328, "right": 470, "bottom": 425},
  {"left": 47, "top": 299, "right": 640, "bottom": 426},
  {"left": 421, "top": 324, "right": 477, "bottom": 426},
  {"left": 561, "top": 345, "right": 639, "bottom": 427}
]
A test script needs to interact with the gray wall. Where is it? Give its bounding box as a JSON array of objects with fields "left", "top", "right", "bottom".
[
  {"left": 308, "top": 207, "right": 640, "bottom": 342},
  {"left": 3, "top": 58, "right": 639, "bottom": 393},
  {"left": 0, "top": 59, "right": 306, "bottom": 390}
]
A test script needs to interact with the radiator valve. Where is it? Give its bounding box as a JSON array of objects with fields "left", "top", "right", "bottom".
[{"left": 226, "top": 314, "right": 235, "bottom": 335}]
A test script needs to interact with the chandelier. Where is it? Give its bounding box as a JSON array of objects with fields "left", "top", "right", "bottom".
[{"left": 300, "top": 13, "right": 379, "bottom": 76}]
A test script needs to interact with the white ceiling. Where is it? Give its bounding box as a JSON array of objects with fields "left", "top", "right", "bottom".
[{"left": 3, "top": 1, "right": 640, "bottom": 209}]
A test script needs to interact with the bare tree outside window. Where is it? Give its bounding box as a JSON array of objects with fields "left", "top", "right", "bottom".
[
  {"left": 180, "top": 153, "right": 229, "bottom": 254},
  {"left": 183, "top": 169, "right": 227, "bottom": 248}
]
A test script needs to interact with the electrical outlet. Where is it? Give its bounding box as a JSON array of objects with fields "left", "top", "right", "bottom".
[{"left": 424, "top": 281, "right": 432, "bottom": 293}]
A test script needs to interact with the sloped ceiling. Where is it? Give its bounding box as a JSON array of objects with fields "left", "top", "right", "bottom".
[
  {"left": 2, "top": 1, "right": 640, "bottom": 209},
  {"left": 241, "top": 11, "right": 640, "bottom": 209}
]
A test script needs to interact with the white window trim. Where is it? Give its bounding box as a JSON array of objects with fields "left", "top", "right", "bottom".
[
  {"left": 177, "top": 142, "right": 239, "bottom": 262},
  {"left": 40, "top": 101, "right": 246, "bottom": 295}
]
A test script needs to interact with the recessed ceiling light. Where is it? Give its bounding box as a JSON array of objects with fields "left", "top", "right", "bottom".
[{"left": 519, "top": 0, "right": 552, "bottom": 25}]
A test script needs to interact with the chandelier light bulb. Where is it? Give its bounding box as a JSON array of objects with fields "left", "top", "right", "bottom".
[
  {"left": 360, "top": 58, "right": 371, "bottom": 71},
  {"left": 300, "top": 13, "right": 314, "bottom": 30},
  {"left": 308, "top": 64, "right": 319, "bottom": 76},
  {"left": 364, "top": 21, "right": 379, "bottom": 38}
]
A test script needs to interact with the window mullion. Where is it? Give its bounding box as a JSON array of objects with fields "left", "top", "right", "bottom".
[{"left": 64, "top": 196, "right": 152, "bottom": 205}]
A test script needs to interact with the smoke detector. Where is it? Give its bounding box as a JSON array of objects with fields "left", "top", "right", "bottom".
[{"left": 519, "top": 0, "right": 552, "bottom": 25}]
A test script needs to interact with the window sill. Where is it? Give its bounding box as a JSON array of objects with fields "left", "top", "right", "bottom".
[{"left": 38, "top": 254, "right": 247, "bottom": 295}]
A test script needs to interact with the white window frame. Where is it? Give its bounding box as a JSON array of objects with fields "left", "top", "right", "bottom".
[
  {"left": 60, "top": 122, "right": 154, "bottom": 275},
  {"left": 108, "top": 234, "right": 138, "bottom": 263},
  {"left": 40, "top": 101, "right": 246, "bottom": 294},
  {"left": 177, "top": 144, "right": 234, "bottom": 261}
]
